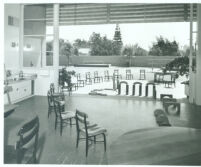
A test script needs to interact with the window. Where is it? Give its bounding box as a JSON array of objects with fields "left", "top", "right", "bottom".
[{"left": 23, "top": 4, "right": 53, "bottom": 67}]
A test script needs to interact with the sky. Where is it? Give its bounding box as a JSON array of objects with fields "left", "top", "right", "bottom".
[{"left": 48, "top": 22, "right": 197, "bottom": 51}]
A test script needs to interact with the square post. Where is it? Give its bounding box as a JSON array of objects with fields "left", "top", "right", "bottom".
[{"left": 53, "top": 4, "right": 59, "bottom": 91}]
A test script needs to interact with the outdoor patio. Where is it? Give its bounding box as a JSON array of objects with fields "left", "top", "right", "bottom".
[{"left": 66, "top": 66, "right": 187, "bottom": 99}]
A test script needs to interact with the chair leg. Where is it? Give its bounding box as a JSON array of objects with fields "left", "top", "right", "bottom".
[
  {"left": 70, "top": 118, "right": 72, "bottom": 127},
  {"left": 94, "top": 136, "right": 96, "bottom": 144},
  {"left": 76, "top": 131, "right": 80, "bottom": 148},
  {"left": 55, "top": 117, "right": 57, "bottom": 130},
  {"left": 103, "top": 133, "right": 106, "bottom": 152},
  {"left": 86, "top": 137, "right": 89, "bottom": 157},
  {"left": 60, "top": 120, "right": 63, "bottom": 136}
]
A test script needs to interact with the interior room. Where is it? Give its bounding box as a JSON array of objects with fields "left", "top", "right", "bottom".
[{"left": 3, "top": 2, "right": 201, "bottom": 165}]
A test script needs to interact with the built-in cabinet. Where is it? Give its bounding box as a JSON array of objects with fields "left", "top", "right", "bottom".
[{"left": 4, "top": 80, "right": 32, "bottom": 104}]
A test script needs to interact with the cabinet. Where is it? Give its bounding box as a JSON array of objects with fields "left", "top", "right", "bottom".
[{"left": 8, "top": 80, "right": 32, "bottom": 103}]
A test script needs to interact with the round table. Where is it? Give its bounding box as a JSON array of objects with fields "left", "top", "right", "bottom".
[{"left": 110, "top": 127, "right": 201, "bottom": 165}]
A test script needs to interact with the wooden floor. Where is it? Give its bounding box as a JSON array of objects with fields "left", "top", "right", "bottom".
[
  {"left": 110, "top": 127, "right": 201, "bottom": 165},
  {"left": 4, "top": 95, "right": 201, "bottom": 164}
]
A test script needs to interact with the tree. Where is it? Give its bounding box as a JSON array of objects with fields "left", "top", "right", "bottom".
[
  {"left": 149, "top": 36, "right": 180, "bottom": 56},
  {"left": 165, "top": 56, "right": 189, "bottom": 76},
  {"left": 74, "top": 39, "right": 89, "bottom": 48},
  {"left": 46, "top": 39, "right": 78, "bottom": 57},
  {"left": 113, "top": 24, "right": 123, "bottom": 55},
  {"left": 89, "top": 33, "right": 115, "bottom": 56},
  {"left": 122, "top": 44, "right": 148, "bottom": 67}
]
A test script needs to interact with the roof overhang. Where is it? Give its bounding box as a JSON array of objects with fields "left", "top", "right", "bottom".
[{"left": 25, "top": 3, "right": 197, "bottom": 25}]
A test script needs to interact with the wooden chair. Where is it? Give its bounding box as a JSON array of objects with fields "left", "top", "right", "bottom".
[
  {"left": 126, "top": 69, "right": 133, "bottom": 80},
  {"left": 47, "top": 90, "right": 54, "bottom": 118},
  {"left": 53, "top": 99, "right": 75, "bottom": 136},
  {"left": 71, "top": 76, "right": 79, "bottom": 91},
  {"left": 85, "top": 72, "right": 93, "bottom": 85},
  {"left": 94, "top": 71, "right": 103, "bottom": 83},
  {"left": 163, "top": 74, "right": 173, "bottom": 88},
  {"left": 104, "top": 70, "right": 113, "bottom": 81},
  {"left": 76, "top": 73, "right": 85, "bottom": 87},
  {"left": 114, "top": 69, "right": 122, "bottom": 79},
  {"left": 75, "top": 109, "right": 107, "bottom": 157},
  {"left": 139, "top": 69, "right": 146, "bottom": 80},
  {"left": 4, "top": 116, "right": 39, "bottom": 164},
  {"left": 50, "top": 83, "right": 65, "bottom": 99}
]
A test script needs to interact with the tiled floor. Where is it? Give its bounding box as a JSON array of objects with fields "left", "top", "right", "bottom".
[{"left": 4, "top": 95, "right": 201, "bottom": 164}]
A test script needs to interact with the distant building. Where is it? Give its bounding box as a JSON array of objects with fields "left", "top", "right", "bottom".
[{"left": 78, "top": 48, "right": 90, "bottom": 56}]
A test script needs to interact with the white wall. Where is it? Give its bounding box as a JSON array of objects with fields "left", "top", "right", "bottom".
[
  {"left": 4, "top": 5, "right": 55, "bottom": 96},
  {"left": 4, "top": 4, "right": 20, "bottom": 71}
]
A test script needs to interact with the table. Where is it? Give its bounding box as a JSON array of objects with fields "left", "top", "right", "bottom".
[
  {"left": 110, "top": 127, "right": 201, "bottom": 165},
  {"left": 4, "top": 104, "right": 18, "bottom": 118}
]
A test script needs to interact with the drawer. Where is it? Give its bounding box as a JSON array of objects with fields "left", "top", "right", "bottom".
[
  {"left": 20, "top": 85, "right": 31, "bottom": 98},
  {"left": 8, "top": 80, "right": 32, "bottom": 103}
]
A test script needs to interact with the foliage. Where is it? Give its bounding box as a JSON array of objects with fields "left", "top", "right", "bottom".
[
  {"left": 165, "top": 56, "right": 189, "bottom": 76},
  {"left": 59, "top": 39, "right": 78, "bottom": 56},
  {"left": 59, "top": 67, "right": 76, "bottom": 87},
  {"left": 89, "top": 33, "right": 116, "bottom": 56},
  {"left": 73, "top": 39, "right": 89, "bottom": 48},
  {"left": 122, "top": 44, "right": 147, "bottom": 67},
  {"left": 89, "top": 25, "right": 123, "bottom": 56},
  {"left": 46, "top": 39, "right": 78, "bottom": 57},
  {"left": 113, "top": 24, "right": 123, "bottom": 55},
  {"left": 122, "top": 44, "right": 148, "bottom": 56},
  {"left": 180, "top": 45, "right": 196, "bottom": 57},
  {"left": 149, "top": 36, "right": 180, "bottom": 56}
]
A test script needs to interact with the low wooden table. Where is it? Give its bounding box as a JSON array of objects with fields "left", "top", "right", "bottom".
[
  {"left": 4, "top": 104, "right": 18, "bottom": 118},
  {"left": 110, "top": 127, "right": 201, "bottom": 165}
]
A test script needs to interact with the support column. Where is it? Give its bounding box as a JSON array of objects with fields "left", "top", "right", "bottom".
[
  {"left": 189, "top": 4, "right": 195, "bottom": 103},
  {"left": 195, "top": 4, "right": 201, "bottom": 105},
  {"left": 19, "top": 4, "right": 24, "bottom": 69},
  {"left": 53, "top": 4, "right": 59, "bottom": 91}
]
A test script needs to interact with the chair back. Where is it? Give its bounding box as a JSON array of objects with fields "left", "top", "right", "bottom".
[
  {"left": 50, "top": 83, "right": 55, "bottom": 94},
  {"left": 104, "top": 70, "right": 109, "bottom": 76},
  {"left": 86, "top": 72, "right": 91, "bottom": 79},
  {"left": 75, "top": 109, "right": 89, "bottom": 136},
  {"left": 53, "top": 98, "right": 65, "bottom": 119},
  {"left": 77, "top": 73, "right": 81, "bottom": 80},
  {"left": 126, "top": 69, "right": 131, "bottom": 74},
  {"left": 15, "top": 116, "right": 39, "bottom": 164},
  {"left": 94, "top": 71, "right": 98, "bottom": 77},
  {"left": 47, "top": 90, "right": 53, "bottom": 107},
  {"left": 163, "top": 74, "right": 172, "bottom": 82},
  {"left": 140, "top": 69, "right": 145, "bottom": 73},
  {"left": 114, "top": 69, "right": 119, "bottom": 75}
]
